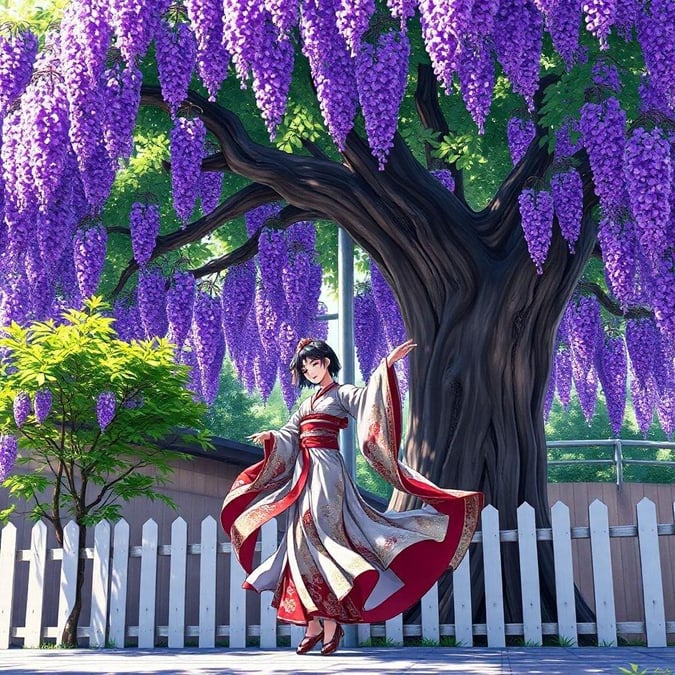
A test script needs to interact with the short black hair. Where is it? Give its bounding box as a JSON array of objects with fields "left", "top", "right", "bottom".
[{"left": 289, "top": 340, "right": 341, "bottom": 389}]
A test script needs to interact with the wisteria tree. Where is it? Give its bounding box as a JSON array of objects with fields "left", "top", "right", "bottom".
[{"left": 1, "top": 0, "right": 673, "bottom": 625}]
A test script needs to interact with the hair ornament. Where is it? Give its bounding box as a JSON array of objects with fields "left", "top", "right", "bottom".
[{"left": 296, "top": 337, "right": 313, "bottom": 353}]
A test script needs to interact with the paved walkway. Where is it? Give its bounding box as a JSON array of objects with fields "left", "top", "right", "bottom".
[{"left": 0, "top": 647, "right": 673, "bottom": 674}]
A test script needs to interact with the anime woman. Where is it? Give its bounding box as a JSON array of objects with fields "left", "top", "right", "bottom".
[{"left": 220, "top": 338, "right": 483, "bottom": 656}]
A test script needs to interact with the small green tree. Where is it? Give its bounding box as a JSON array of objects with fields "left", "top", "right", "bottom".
[{"left": 0, "top": 297, "right": 212, "bottom": 647}]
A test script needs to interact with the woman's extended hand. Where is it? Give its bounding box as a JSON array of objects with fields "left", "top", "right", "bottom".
[
  {"left": 248, "top": 431, "right": 273, "bottom": 445},
  {"left": 385, "top": 339, "right": 417, "bottom": 367}
]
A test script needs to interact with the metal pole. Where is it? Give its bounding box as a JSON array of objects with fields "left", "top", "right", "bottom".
[
  {"left": 614, "top": 439, "right": 623, "bottom": 488},
  {"left": 337, "top": 227, "right": 358, "bottom": 648},
  {"left": 337, "top": 227, "right": 355, "bottom": 479}
]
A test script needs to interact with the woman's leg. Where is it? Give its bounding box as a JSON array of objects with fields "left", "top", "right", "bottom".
[
  {"left": 323, "top": 619, "right": 337, "bottom": 641},
  {"left": 305, "top": 618, "right": 322, "bottom": 637}
]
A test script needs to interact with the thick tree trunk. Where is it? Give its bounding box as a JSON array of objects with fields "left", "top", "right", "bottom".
[{"left": 380, "top": 177, "right": 597, "bottom": 625}]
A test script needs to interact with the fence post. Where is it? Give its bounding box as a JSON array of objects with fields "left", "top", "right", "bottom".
[
  {"left": 614, "top": 439, "right": 623, "bottom": 487},
  {"left": 138, "top": 519, "right": 158, "bottom": 648},
  {"left": 198, "top": 516, "right": 217, "bottom": 649},
  {"left": 228, "top": 542, "right": 247, "bottom": 648},
  {"left": 25, "top": 520, "right": 47, "bottom": 648},
  {"left": 481, "top": 505, "right": 505, "bottom": 648},
  {"left": 517, "top": 502, "right": 542, "bottom": 646},
  {"left": 108, "top": 519, "right": 130, "bottom": 649},
  {"left": 90, "top": 520, "right": 111, "bottom": 648},
  {"left": 168, "top": 518, "right": 187, "bottom": 649},
  {"left": 551, "top": 501, "right": 577, "bottom": 647},
  {"left": 452, "top": 548, "right": 473, "bottom": 647},
  {"left": 421, "top": 582, "right": 440, "bottom": 644},
  {"left": 259, "top": 520, "right": 277, "bottom": 649},
  {"left": 0, "top": 523, "right": 17, "bottom": 649},
  {"left": 385, "top": 613, "right": 403, "bottom": 646},
  {"left": 636, "top": 498, "right": 666, "bottom": 647},
  {"left": 589, "top": 500, "right": 616, "bottom": 646},
  {"left": 57, "top": 521, "right": 79, "bottom": 646}
]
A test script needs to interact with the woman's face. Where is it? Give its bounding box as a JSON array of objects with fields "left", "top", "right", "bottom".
[{"left": 301, "top": 357, "right": 330, "bottom": 385}]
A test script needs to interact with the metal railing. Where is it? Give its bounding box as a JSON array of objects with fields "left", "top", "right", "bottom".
[{"left": 546, "top": 439, "right": 675, "bottom": 486}]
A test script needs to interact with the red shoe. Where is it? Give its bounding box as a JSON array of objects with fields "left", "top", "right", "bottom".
[
  {"left": 296, "top": 629, "right": 323, "bottom": 655},
  {"left": 320, "top": 624, "right": 343, "bottom": 656}
]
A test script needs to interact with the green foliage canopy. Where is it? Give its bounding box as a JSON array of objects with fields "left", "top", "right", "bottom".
[{"left": 0, "top": 297, "right": 212, "bottom": 529}]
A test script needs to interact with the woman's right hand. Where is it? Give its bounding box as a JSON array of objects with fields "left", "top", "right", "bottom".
[{"left": 248, "top": 431, "right": 273, "bottom": 445}]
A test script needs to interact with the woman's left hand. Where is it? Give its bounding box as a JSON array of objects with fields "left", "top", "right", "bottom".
[{"left": 385, "top": 339, "right": 417, "bottom": 367}]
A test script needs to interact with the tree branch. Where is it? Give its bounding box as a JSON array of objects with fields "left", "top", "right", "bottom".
[
  {"left": 110, "top": 182, "right": 280, "bottom": 297},
  {"left": 578, "top": 280, "right": 652, "bottom": 320},
  {"left": 483, "top": 74, "right": 562, "bottom": 246},
  {"left": 142, "top": 87, "right": 358, "bottom": 215},
  {"left": 85, "top": 460, "right": 150, "bottom": 513},
  {"left": 414, "top": 63, "right": 466, "bottom": 204},
  {"left": 190, "top": 204, "right": 326, "bottom": 278},
  {"left": 301, "top": 138, "right": 331, "bottom": 161}
]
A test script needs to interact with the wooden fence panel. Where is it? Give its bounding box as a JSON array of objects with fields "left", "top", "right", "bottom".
[
  {"left": 90, "top": 521, "right": 111, "bottom": 648},
  {"left": 420, "top": 583, "right": 440, "bottom": 644},
  {"left": 589, "top": 500, "right": 616, "bottom": 646},
  {"left": 0, "top": 523, "right": 17, "bottom": 649},
  {"left": 551, "top": 501, "right": 577, "bottom": 647},
  {"left": 259, "top": 520, "right": 277, "bottom": 649},
  {"left": 290, "top": 624, "right": 304, "bottom": 649},
  {"left": 24, "top": 521, "right": 47, "bottom": 648},
  {"left": 636, "top": 498, "right": 666, "bottom": 647},
  {"left": 198, "top": 516, "right": 217, "bottom": 648},
  {"left": 108, "top": 520, "right": 129, "bottom": 649},
  {"left": 517, "top": 502, "right": 542, "bottom": 646},
  {"left": 385, "top": 613, "right": 403, "bottom": 645},
  {"left": 228, "top": 542, "right": 247, "bottom": 648},
  {"left": 453, "top": 547, "right": 473, "bottom": 647},
  {"left": 168, "top": 518, "right": 187, "bottom": 648},
  {"left": 138, "top": 519, "right": 158, "bottom": 648},
  {"left": 57, "top": 521, "right": 79, "bottom": 645},
  {"left": 482, "top": 505, "right": 505, "bottom": 648}
]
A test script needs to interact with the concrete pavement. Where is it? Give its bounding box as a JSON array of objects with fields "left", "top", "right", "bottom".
[{"left": 0, "top": 646, "right": 673, "bottom": 674}]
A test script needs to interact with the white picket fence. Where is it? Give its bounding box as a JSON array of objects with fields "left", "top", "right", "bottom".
[{"left": 0, "top": 498, "right": 673, "bottom": 650}]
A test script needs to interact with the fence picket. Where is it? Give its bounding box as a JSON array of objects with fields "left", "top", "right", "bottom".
[
  {"left": 589, "top": 500, "right": 616, "bottom": 646},
  {"left": 57, "top": 521, "right": 79, "bottom": 645},
  {"left": 198, "top": 516, "right": 217, "bottom": 648},
  {"left": 24, "top": 521, "right": 47, "bottom": 648},
  {"left": 482, "top": 505, "right": 505, "bottom": 647},
  {"left": 229, "top": 541, "right": 247, "bottom": 648},
  {"left": 259, "top": 520, "right": 277, "bottom": 649},
  {"left": 0, "top": 523, "right": 18, "bottom": 649},
  {"left": 357, "top": 622, "right": 371, "bottom": 646},
  {"left": 421, "top": 583, "right": 440, "bottom": 644},
  {"left": 636, "top": 498, "right": 666, "bottom": 647},
  {"left": 90, "top": 521, "right": 111, "bottom": 647},
  {"left": 138, "top": 519, "right": 158, "bottom": 648},
  {"left": 551, "top": 501, "right": 577, "bottom": 647},
  {"left": 385, "top": 613, "right": 403, "bottom": 645},
  {"left": 168, "top": 518, "right": 187, "bottom": 648},
  {"left": 517, "top": 502, "right": 542, "bottom": 646},
  {"left": 108, "top": 520, "right": 129, "bottom": 649},
  {"left": 453, "top": 546, "right": 472, "bottom": 647},
  {"left": 290, "top": 624, "right": 304, "bottom": 648}
]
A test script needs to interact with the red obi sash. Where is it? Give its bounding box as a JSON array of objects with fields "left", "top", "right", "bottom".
[{"left": 299, "top": 413, "right": 348, "bottom": 450}]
